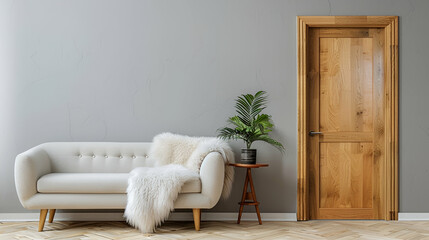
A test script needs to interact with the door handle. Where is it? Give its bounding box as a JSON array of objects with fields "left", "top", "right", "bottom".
[{"left": 309, "top": 131, "right": 323, "bottom": 136}]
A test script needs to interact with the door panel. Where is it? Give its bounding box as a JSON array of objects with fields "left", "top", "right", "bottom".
[
  {"left": 308, "top": 28, "right": 385, "bottom": 219},
  {"left": 319, "top": 143, "right": 373, "bottom": 209},
  {"left": 319, "top": 37, "right": 373, "bottom": 132}
]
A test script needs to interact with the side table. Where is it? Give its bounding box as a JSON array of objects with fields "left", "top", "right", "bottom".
[{"left": 228, "top": 163, "right": 269, "bottom": 224}]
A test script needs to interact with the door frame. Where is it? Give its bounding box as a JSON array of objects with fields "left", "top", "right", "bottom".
[{"left": 297, "top": 16, "right": 399, "bottom": 221}]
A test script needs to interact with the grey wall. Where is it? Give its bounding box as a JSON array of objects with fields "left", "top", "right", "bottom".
[{"left": 1, "top": 0, "right": 428, "bottom": 214}]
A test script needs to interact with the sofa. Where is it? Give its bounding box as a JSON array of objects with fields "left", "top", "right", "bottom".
[{"left": 14, "top": 142, "right": 226, "bottom": 232}]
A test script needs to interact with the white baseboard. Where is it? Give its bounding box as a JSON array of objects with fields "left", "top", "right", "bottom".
[
  {"left": 398, "top": 213, "right": 429, "bottom": 220},
  {"left": 4, "top": 212, "right": 428, "bottom": 221},
  {"left": 0, "top": 212, "right": 296, "bottom": 222}
]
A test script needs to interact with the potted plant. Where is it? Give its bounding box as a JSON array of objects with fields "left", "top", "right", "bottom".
[{"left": 217, "top": 91, "right": 284, "bottom": 164}]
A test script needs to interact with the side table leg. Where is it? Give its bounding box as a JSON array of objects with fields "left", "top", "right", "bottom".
[
  {"left": 248, "top": 168, "right": 262, "bottom": 225},
  {"left": 237, "top": 170, "right": 249, "bottom": 224}
]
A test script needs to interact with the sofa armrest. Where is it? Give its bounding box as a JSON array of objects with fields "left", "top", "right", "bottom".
[
  {"left": 15, "top": 145, "right": 51, "bottom": 208},
  {"left": 199, "top": 152, "right": 225, "bottom": 208}
]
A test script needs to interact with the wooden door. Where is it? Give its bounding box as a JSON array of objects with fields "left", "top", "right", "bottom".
[{"left": 308, "top": 27, "right": 385, "bottom": 219}]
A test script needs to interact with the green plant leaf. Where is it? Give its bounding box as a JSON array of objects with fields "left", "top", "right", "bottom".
[
  {"left": 217, "top": 91, "right": 285, "bottom": 152},
  {"left": 254, "top": 135, "right": 285, "bottom": 152},
  {"left": 253, "top": 114, "right": 273, "bottom": 133},
  {"left": 217, "top": 127, "right": 241, "bottom": 140},
  {"left": 228, "top": 116, "right": 248, "bottom": 131}
]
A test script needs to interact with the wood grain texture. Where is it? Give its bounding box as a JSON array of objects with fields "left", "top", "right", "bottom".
[
  {"left": 320, "top": 132, "right": 373, "bottom": 143},
  {"left": 298, "top": 16, "right": 397, "bottom": 27},
  {"left": 370, "top": 28, "right": 386, "bottom": 219},
  {"left": 308, "top": 27, "right": 320, "bottom": 221},
  {"left": 318, "top": 208, "right": 374, "bottom": 219},
  {"left": 319, "top": 143, "right": 373, "bottom": 209},
  {"left": 228, "top": 163, "right": 269, "bottom": 168},
  {"left": 309, "top": 27, "right": 383, "bottom": 220},
  {"left": 48, "top": 209, "right": 56, "bottom": 223},
  {"left": 297, "top": 16, "right": 398, "bottom": 221},
  {"left": 237, "top": 168, "right": 249, "bottom": 224},
  {"left": 2, "top": 220, "right": 429, "bottom": 239},
  {"left": 319, "top": 37, "right": 373, "bottom": 133},
  {"left": 247, "top": 169, "right": 262, "bottom": 225},
  {"left": 236, "top": 167, "right": 265, "bottom": 225},
  {"left": 38, "top": 209, "right": 48, "bottom": 232},
  {"left": 319, "top": 28, "right": 370, "bottom": 38},
  {"left": 297, "top": 16, "right": 309, "bottom": 221},
  {"left": 385, "top": 16, "right": 399, "bottom": 221},
  {"left": 192, "top": 209, "right": 200, "bottom": 231}
]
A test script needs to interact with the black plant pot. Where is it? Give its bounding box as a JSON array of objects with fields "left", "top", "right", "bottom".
[{"left": 241, "top": 149, "right": 257, "bottom": 164}]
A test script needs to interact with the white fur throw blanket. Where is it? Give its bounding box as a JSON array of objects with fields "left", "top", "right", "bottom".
[{"left": 124, "top": 133, "right": 235, "bottom": 233}]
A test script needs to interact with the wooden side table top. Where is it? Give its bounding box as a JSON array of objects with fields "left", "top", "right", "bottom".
[{"left": 228, "top": 163, "right": 269, "bottom": 168}]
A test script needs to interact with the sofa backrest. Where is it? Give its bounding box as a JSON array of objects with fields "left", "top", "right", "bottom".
[{"left": 39, "top": 142, "right": 154, "bottom": 173}]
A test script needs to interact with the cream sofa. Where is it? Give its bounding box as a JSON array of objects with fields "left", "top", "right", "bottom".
[{"left": 14, "top": 142, "right": 226, "bottom": 232}]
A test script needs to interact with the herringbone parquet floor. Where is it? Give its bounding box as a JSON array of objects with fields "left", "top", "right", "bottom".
[{"left": 1, "top": 220, "right": 429, "bottom": 240}]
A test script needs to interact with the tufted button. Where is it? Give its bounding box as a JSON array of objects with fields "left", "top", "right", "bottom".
[
  {"left": 144, "top": 155, "right": 148, "bottom": 158},
  {"left": 119, "top": 155, "right": 123, "bottom": 159},
  {"left": 105, "top": 155, "right": 108, "bottom": 158},
  {"left": 132, "top": 155, "right": 136, "bottom": 159},
  {"left": 92, "top": 155, "right": 96, "bottom": 158},
  {"left": 78, "top": 154, "right": 82, "bottom": 158}
]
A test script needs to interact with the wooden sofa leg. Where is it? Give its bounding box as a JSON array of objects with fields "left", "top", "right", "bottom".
[
  {"left": 193, "top": 208, "right": 201, "bottom": 231},
  {"left": 38, "top": 209, "right": 48, "bottom": 232},
  {"left": 48, "top": 209, "right": 56, "bottom": 223}
]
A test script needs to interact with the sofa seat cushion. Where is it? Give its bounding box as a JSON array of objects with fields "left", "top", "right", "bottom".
[{"left": 37, "top": 173, "right": 201, "bottom": 194}]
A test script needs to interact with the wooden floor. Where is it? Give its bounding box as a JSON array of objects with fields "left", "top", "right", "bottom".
[{"left": 1, "top": 220, "right": 429, "bottom": 239}]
